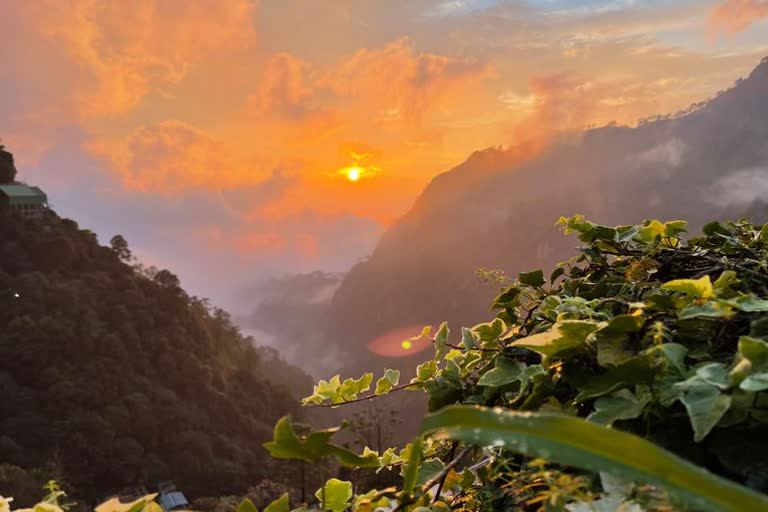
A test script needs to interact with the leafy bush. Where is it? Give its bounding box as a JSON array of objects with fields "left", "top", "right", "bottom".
[{"left": 265, "top": 217, "right": 768, "bottom": 511}]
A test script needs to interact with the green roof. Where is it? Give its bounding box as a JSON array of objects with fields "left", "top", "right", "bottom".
[{"left": 0, "top": 184, "right": 48, "bottom": 205}]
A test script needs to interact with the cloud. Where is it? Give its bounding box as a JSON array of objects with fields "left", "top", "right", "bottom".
[
  {"left": 709, "top": 0, "right": 768, "bottom": 35},
  {"left": 21, "top": 0, "right": 257, "bottom": 116},
  {"left": 322, "top": 37, "right": 492, "bottom": 123},
  {"left": 253, "top": 52, "right": 317, "bottom": 119},
  {"left": 707, "top": 168, "right": 768, "bottom": 208},
  {"left": 88, "top": 120, "right": 273, "bottom": 193}
]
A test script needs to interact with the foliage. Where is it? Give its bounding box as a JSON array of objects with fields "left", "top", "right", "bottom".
[
  {"left": 0, "top": 145, "right": 17, "bottom": 184},
  {"left": 0, "top": 210, "right": 312, "bottom": 500},
  {"left": 266, "top": 216, "right": 768, "bottom": 510}
]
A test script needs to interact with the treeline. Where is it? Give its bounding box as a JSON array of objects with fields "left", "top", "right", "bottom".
[{"left": 0, "top": 208, "right": 312, "bottom": 502}]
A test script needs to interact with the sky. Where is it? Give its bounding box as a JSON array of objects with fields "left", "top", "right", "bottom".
[{"left": 1, "top": 0, "right": 767, "bottom": 309}]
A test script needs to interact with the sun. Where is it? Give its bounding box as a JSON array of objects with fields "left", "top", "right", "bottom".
[{"left": 346, "top": 167, "right": 361, "bottom": 182}]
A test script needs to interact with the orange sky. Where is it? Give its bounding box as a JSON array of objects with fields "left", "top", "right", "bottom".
[{"left": 1, "top": 0, "right": 768, "bottom": 303}]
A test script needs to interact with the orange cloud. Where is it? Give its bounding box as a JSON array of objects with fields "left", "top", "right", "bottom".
[
  {"left": 88, "top": 120, "right": 263, "bottom": 193},
  {"left": 709, "top": 0, "right": 768, "bottom": 35},
  {"left": 253, "top": 52, "right": 317, "bottom": 119},
  {"left": 25, "top": 0, "right": 257, "bottom": 116},
  {"left": 321, "top": 37, "right": 493, "bottom": 124}
]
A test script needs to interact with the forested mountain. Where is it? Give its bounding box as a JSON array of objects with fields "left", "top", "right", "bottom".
[
  {"left": 328, "top": 56, "right": 768, "bottom": 371},
  {"left": 0, "top": 207, "right": 312, "bottom": 502}
]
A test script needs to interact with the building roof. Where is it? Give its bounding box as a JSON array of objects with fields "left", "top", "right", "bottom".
[{"left": 0, "top": 184, "right": 47, "bottom": 205}]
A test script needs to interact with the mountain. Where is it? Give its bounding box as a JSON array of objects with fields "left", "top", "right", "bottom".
[
  {"left": 0, "top": 205, "right": 312, "bottom": 502},
  {"left": 327, "top": 56, "right": 768, "bottom": 371}
]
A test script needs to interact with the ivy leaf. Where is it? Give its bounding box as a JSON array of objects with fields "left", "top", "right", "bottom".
[
  {"left": 434, "top": 322, "right": 450, "bottom": 357},
  {"left": 674, "top": 376, "right": 732, "bottom": 442},
  {"left": 315, "top": 479, "right": 352, "bottom": 512},
  {"left": 263, "top": 494, "right": 289, "bottom": 512},
  {"left": 375, "top": 369, "right": 401, "bottom": 394},
  {"left": 338, "top": 373, "right": 373, "bottom": 402},
  {"left": 416, "top": 458, "right": 446, "bottom": 486},
  {"left": 728, "top": 295, "right": 768, "bottom": 313},
  {"left": 587, "top": 388, "right": 650, "bottom": 426},
  {"left": 661, "top": 275, "right": 713, "bottom": 299},
  {"left": 696, "top": 363, "right": 731, "bottom": 390},
  {"left": 413, "top": 360, "right": 438, "bottom": 383},
  {"left": 738, "top": 336, "right": 768, "bottom": 366},
  {"left": 550, "top": 266, "right": 566, "bottom": 283},
  {"left": 678, "top": 301, "right": 735, "bottom": 320},
  {"left": 713, "top": 270, "right": 739, "bottom": 291},
  {"left": 740, "top": 372, "right": 768, "bottom": 392},
  {"left": 477, "top": 357, "right": 526, "bottom": 387},
  {"left": 635, "top": 220, "right": 666, "bottom": 243},
  {"left": 594, "top": 315, "right": 645, "bottom": 367},
  {"left": 519, "top": 269, "right": 545, "bottom": 287},
  {"left": 493, "top": 285, "right": 521, "bottom": 308},
  {"left": 238, "top": 499, "right": 258, "bottom": 512},
  {"left": 512, "top": 320, "right": 600, "bottom": 358},
  {"left": 656, "top": 343, "right": 688, "bottom": 375},
  {"left": 264, "top": 417, "right": 380, "bottom": 467},
  {"left": 473, "top": 318, "right": 506, "bottom": 343},
  {"left": 461, "top": 327, "right": 477, "bottom": 350}
]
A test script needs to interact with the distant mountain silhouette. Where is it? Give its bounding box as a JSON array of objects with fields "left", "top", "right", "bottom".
[{"left": 327, "top": 56, "right": 768, "bottom": 371}]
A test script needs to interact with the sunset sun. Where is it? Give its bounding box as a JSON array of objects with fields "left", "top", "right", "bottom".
[{"left": 346, "top": 166, "right": 361, "bottom": 182}]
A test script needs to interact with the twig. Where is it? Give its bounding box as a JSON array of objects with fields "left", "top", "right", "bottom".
[
  {"left": 432, "top": 442, "right": 457, "bottom": 504},
  {"left": 306, "top": 382, "right": 421, "bottom": 408},
  {"left": 421, "top": 446, "right": 473, "bottom": 493}
]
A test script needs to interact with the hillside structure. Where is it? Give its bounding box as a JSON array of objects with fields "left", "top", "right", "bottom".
[{"left": 0, "top": 184, "right": 48, "bottom": 219}]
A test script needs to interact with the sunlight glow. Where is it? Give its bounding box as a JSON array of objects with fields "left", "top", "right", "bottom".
[
  {"left": 401, "top": 340, "right": 413, "bottom": 350},
  {"left": 346, "top": 167, "right": 361, "bottom": 182}
]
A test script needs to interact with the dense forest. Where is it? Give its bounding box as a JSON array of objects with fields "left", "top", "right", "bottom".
[{"left": 0, "top": 204, "right": 312, "bottom": 503}]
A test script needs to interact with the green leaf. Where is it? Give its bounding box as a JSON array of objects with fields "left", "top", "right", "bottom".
[
  {"left": 678, "top": 301, "right": 735, "bottom": 320},
  {"left": 738, "top": 336, "right": 768, "bottom": 366},
  {"left": 512, "top": 320, "right": 599, "bottom": 358},
  {"left": 421, "top": 405, "right": 768, "bottom": 512},
  {"left": 570, "top": 353, "right": 656, "bottom": 402},
  {"left": 657, "top": 343, "right": 688, "bottom": 374},
  {"left": 696, "top": 363, "right": 730, "bottom": 390},
  {"left": 635, "top": 220, "right": 666, "bottom": 243},
  {"left": 375, "top": 369, "right": 400, "bottom": 394},
  {"left": 713, "top": 270, "right": 739, "bottom": 291},
  {"left": 740, "top": 372, "right": 768, "bottom": 392},
  {"left": 263, "top": 494, "right": 289, "bottom": 512},
  {"left": 434, "top": 322, "right": 450, "bottom": 357},
  {"left": 587, "top": 388, "right": 650, "bottom": 426},
  {"left": 674, "top": 376, "right": 732, "bottom": 442},
  {"left": 477, "top": 357, "right": 526, "bottom": 387},
  {"left": 315, "top": 479, "right": 352, "bottom": 512},
  {"left": 594, "top": 314, "right": 645, "bottom": 367},
  {"left": 473, "top": 318, "right": 506, "bottom": 343},
  {"left": 413, "top": 360, "right": 439, "bottom": 384},
  {"left": 729, "top": 295, "right": 768, "bottom": 312},
  {"left": 338, "top": 373, "right": 373, "bottom": 402},
  {"left": 461, "top": 327, "right": 477, "bottom": 350},
  {"left": 264, "top": 416, "right": 380, "bottom": 468},
  {"left": 416, "top": 458, "right": 446, "bottom": 486},
  {"left": 550, "top": 266, "right": 565, "bottom": 283},
  {"left": 238, "top": 499, "right": 259, "bottom": 512},
  {"left": 402, "top": 438, "right": 424, "bottom": 494},
  {"left": 661, "top": 275, "right": 713, "bottom": 299},
  {"left": 519, "top": 269, "right": 545, "bottom": 287}
]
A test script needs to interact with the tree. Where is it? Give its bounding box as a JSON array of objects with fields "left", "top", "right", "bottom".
[
  {"left": 0, "top": 145, "right": 17, "bottom": 184},
  {"left": 109, "top": 234, "right": 132, "bottom": 262}
]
